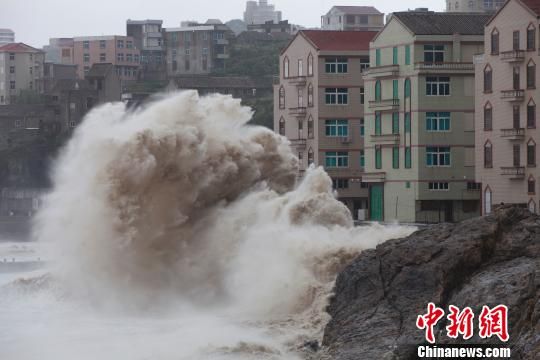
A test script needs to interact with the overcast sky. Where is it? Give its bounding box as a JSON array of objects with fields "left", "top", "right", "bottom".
[{"left": 1, "top": 0, "right": 444, "bottom": 48}]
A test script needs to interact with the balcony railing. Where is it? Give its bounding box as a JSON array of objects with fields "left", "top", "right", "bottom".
[
  {"left": 501, "top": 128, "right": 525, "bottom": 140},
  {"left": 501, "top": 166, "right": 525, "bottom": 179},
  {"left": 288, "top": 76, "right": 306, "bottom": 86},
  {"left": 289, "top": 139, "right": 307, "bottom": 149},
  {"left": 325, "top": 167, "right": 364, "bottom": 178},
  {"left": 366, "top": 64, "right": 399, "bottom": 78},
  {"left": 501, "top": 90, "right": 525, "bottom": 102},
  {"left": 414, "top": 62, "right": 474, "bottom": 72},
  {"left": 500, "top": 50, "right": 525, "bottom": 62},
  {"left": 289, "top": 107, "right": 307, "bottom": 117},
  {"left": 361, "top": 172, "right": 386, "bottom": 183},
  {"left": 369, "top": 98, "right": 400, "bottom": 110},
  {"left": 370, "top": 133, "right": 400, "bottom": 145}
]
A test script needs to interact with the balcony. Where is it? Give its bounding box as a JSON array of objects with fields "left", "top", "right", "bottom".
[
  {"left": 366, "top": 64, "right": 399, "bottom": 78},
  {"left": 289, "top": 138, "right": 307, "bottom": 149},
  {"left": 325, "top": 167, "right": 364, "bottom": 178},
  {"left": 288, "top": 76, "right": 306, "bottom": 87},
  {"left": 361, "top": 172, "right": 386, "bottom": 183},
  {"left": 369, "top": 98, "right": 400, "bottom": 111},
  {"left": 289, "top": 107, "right": 307, "bottom": 118},
  {"left": 370, "top": 133, "right": 400, "bottom": 145},
  {"left": 501, "top": 128, "right": 525, "bottom": 141},
  {"left": 215, "top": 39, "right": 229, "bottom": 45},
  {"left": 414, "top": 62, "right": 474, "bottom": 74},
  {"left": 501, "top": 166, "right": 525, "bottom": 179},
  {"left": 501, "top": 90, "right": 525, "bottom": 103},
  {"left": 500, "top": 50, "right": 525, "bottom": 63}
]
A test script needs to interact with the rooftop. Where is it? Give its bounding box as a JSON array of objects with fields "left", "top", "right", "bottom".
[
  {"left": 519, "top": 0, "right": 540, "bottom": 16},
  {"left": 300, "top": 30, "right": 377, "bottom": 51},
  {"left": 392, "top": 12, "right": 492, "bottom": 35},
  {"left": 330, "top": 6, "right": 382, "bottom": 15},
  {"left": 0, "top": 42, "right": 43, "bottom": 53}
]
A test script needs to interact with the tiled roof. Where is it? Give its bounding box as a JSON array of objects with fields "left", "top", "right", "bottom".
[
  {"left": 301, "top": 30, "right": 377, "bottom": 51},
  {"left": 520, "top": 0, "right": 540, "bottom": 15},
  {"left": 393, "top": 12, "right": 492, "bottom": 35},
  {"left": 0, "top": 42, "right": 43, "bottom": 53},
  {"left": 332, "top": 6, "right": 382, "bottom": 15}
]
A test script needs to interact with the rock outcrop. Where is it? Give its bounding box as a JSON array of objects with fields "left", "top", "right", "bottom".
[{"left": 322, "top": 207, "right": 540, "bottom": 359}]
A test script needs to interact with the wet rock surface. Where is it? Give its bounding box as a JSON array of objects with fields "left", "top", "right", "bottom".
[{"left": 322, "top": 207, "right": 540, "bottom": 359}]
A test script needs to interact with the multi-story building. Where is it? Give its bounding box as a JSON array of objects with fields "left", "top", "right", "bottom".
[
  {"left": 446, "top": 0, "right": 505, "bottom": 12},
  {"left": 244, "top": 0, "right": 282, "bottom": 25},
  {"left": 475, "top": 0, "right": 540, "bottom": 215},
  {"left": 43, "top": 38, "right": 75, "bottom": 65},
  {"left": 164, "top": 21, "right": 234, "bottom": 76},
  {"left": 274, "top": 30, "right": 377, "bottom": 219},
  {"left": 0, "top": 29, "right": 15, "bottom": 45},
  {"left": 73, "top": 36, "right": 140, "bottom": 82},
  {"left": 321, "top": 6, "right": 384, "bottom": 31},
  {"left": 126, "top": 19, "right": 165, "bottom": 80},
  {"left": 247, "top": 20, "right": 300, "bottom": 35},
  {"left": 0, "top": 43, "right": 44, "bottom": 105},
  {"left": 363, "top": 12, "right": 491, "bottom": 223}
]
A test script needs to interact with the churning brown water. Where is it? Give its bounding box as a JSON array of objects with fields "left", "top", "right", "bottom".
[{"left": 0, "top": 92, "right": 415, "bottom": 360}]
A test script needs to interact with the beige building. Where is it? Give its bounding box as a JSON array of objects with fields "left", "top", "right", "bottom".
[
  {"left": 0, "top": 43, "right": 44, "bottom": 105},
  {"left": 475, "top": 0, "right": 540, "bottom": 215},
  {"left": 363, "top": 12, "right": 491, "bottom": 223},
  {"left": 274, "top": 30, "right": 377, "bottom": 219},
  {"left": 446, "top": 0, "right": 505, "bottom": 12},
  {"left": 321, "top": 6, "right": 384, "bottom": 31}
]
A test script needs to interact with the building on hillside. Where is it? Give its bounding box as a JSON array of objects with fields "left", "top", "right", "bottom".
[
  {"left": 475, "top": 0, "right": 540, "bottom": 215},
  {"left": 274, "top": 30, "right": 377, "bottom": 219},
  {"left": 362, "top": 12, "right": 491, "bottom": 223},
  {"left": 0, "top": 29, "right": 15, "bottom": 45},
  {"left": 73, "top": 36, "right": 140, "bottom": 82},
  {"left": 446, "top": 0, "right": 505, "bottom": 12},
  {"left": 321, "top": 6, "right": 384, "bottom": 31},
  {"left": 247, "top": 20, "right": 300, "bottom": 35},
  {"left": 244, "top": 0, "right": 282, "bottom": 25},
  {"left": 43, "top": 38, "right": 75, "bottom": 65},
  {"left": 0, "top": 43, "right": 45, "bottom": 105},
  {"left": 126, "top": 19, "right": 165, "bottom": 80},
  {"left": 167, "top": 75, "right": 272, "bottom": 99},
  {"left": 164, "top": 22, "right": 234, "bottom": 76}
]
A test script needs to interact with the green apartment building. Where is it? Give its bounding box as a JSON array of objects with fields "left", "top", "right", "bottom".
[{"left": 363, "top": 12, "right": 491, "bottom": 223}]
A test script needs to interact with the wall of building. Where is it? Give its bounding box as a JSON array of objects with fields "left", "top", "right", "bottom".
[{"left": 0, "top": 50, "right": 44, "bottom": 105}]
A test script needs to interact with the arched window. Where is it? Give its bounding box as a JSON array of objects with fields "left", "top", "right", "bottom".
[
  {"left": 307, "top": 147, "right": 314, "bottom": 165},
  {"left": 298, "top": 88, "right": 304, "bottom": 107},
  {"left": 527, "top": 23, "right": 536, "bottom": 51},
  {"left": 455, "top": 1, "right": 459, "bottom": 10},
  {"left": 279, "top": 117, "right": 285, "bottom": 136},
  {"left": 527, "top": 138, "right": 536, "bottom": 166},
  {"left": 298, "top": 119, "right": 304, "bottom": 138},
  {"left": 404, "top": 78, "right": 411, "bottom": 98},
  {"left": 491, "top": 28, "right": 499, "bottom": 55},
  {"left": 528, "top": 199, "right": 536, "bottom": 213},
  {"left": 484, "top": 186, "right": 493, "bottom": 215},
  {"left": 484, "top": 102, "right": 492, "bottom": 131},
  {"left": 528, "top": 175, "right": 536, "bottom": 194},
  {"left": 307, "top": 83, "right": 314, "bottom": 107},
  {"left": 283, "top": 57, "right": 290, "bottom": 78},
  {"left": 484, "top": 141, "right": 493, "bottom": 168},
  {"left": 528, "top": 98, "right": 536, "bottom": 128},
  {"left": 307, "top": 53, "right": 314, "bottom": 76},
  {"left": 279, "top": 86, "right": 285, "bottom": 109},
  {"left": 484, "top": 65, "right": 492, "bottom": 93},
  {"left": 527, "top": 59, "right": 536, "bottom": 88},
  {"left": 307, "top": 115, "right": 314, "bottom": 139},
  {"left": 375, "top": 80, "right": 381, "bottom": 101}
]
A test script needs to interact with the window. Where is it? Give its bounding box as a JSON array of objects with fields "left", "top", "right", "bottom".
[
  {"left": 392, "top": 113, "right": 399, "bottom": 134},
  {"left": 308, "top": 54, "right": 313, "bottom": 76},
  {"left": 325, "top": 57, "right": 348, "bottom": 73},
  {"left": 279, "top": 117, "right": 285, "bottom": 135},
  {"left": 484, "top": 142, "right": 493, "bottom": 168},
  {"left": 426, "top": 147, "right": 451, "bottom": 167},
  {"left": 485, "top": 187, "right": 492, "bottom": 215},
  {"left": 325, "top": 88, "right": 348, "bottom": 105},
  {"left": 100, "top": 53, "right": 106, "bottom": 62},
  {"left": 528, "top": 100, "right": 536, "bottom": 128},
  {"left": 99, "top": 40, "right": 106, "bottom": 49},
  {"left": 424, "top": 45, "right": 444, "bottom": 63},
  {"left": 405, "top": 45, "right": 411, "bottom": 65},
  {"left": 375, "top": 49, "right": 381, "bottom": 66},
  {"left": 392, "top": 147, "right": 399, "bottom": 169},
  {"left": 298, "top": 88, "right": 304, "bottom": 107},
  {"left": 360, "top": 57, "right": 369, "bottom": 72},
  {"left": 514, "top": 67, "right": 520, "bottom": 89},
  {"left": 185, "top": 48, "right": 191, "bottom": 55},
  {"left": 529, "top": 177, "right": 536, "bottom": 194},
  {"left": 308, "top": 116, "right": 314, "bottom": 138},
  {"left": 514, "top": 105, "right": 521, "bottom": 129},
  {"left": 84, "top": 66, "right": 90, "bottom": 74},
  {"left": 283, "top": 57, "right": 289, "bottom": 78},
  {"left": 375, "top": 81, "right": 381, "bottom": 101},
  {"left": 375, "top": 112, "right": 381, "bottom": 135},
  {"left": 392, "top": 47, "right": 398, "bottom": 65},
  {"left": 9, "top": 53, "right": 15, "bottom": 60},
  {"left": 426, "top": 112, "right": 451, "bottom": 131},
  {"left": 127, "top": 54, "right": 133, "bottom": 62},
  {"left": 491, "top": 29, "right": 499, "bottom": 55},
  {"left": 126, "top": 40, "right": 133, "bottom": 49},
  {"left": 484, "top": 103, "right": 493, "bottom": 130},
  {"left": 9, "top": 66, "right": 14, "bottom": 74},
  {"left": 428, "top": 182, "right": 449, "bottom": 191},
  {"left": 117, "top": 53, "right": 124, "bottom": 62},
  {"left": 360, "top": 118, "right": 365, "bottom": 137},
  {"left": 308, "top": 84, "right": 313, "bottom": 107},
  {"left": 514, "top": 144, "right": 521, "bottom": 166},
  {"left": 332, "top": 179, "right": 349, "bottom": 190},
  {"left": 467, "top": 182, "right": 481, "bottom": 191},
  {"left": 360, "top": 87, "right": 365, "bottom": 104},
  {"left": 83, "top": 53, "right": 90, "bottom": 62},
  {"left": 426, "top": 76, "right": 450, "bottom": 96},
  {"left": 298, "top": 59, "right": 303, "bottom": 76},
  {"left": 325, "top": 120, "right": 348, "bottom": 137},
  {"left": 134, "top": 54, "right": 139, "bottom": 63},
  {"left": 83, "top": 41, "right": 89, "bottom": 49},
  {"left": 393, "top": 79, "right": 399, "bottom": 99},
  {"left": 360, "top": 150, "right": 365, "bottom": 168},
  {"left": 117, "top": 40, "right": 124, "bottom": 48},
  {"left": 279, "top": 86, "right": 285, "bottom": 109},
  {"left": 202, "top": 48, "right": 208, "bottom": 55},
  {"left": 528, "top": 140, "right": 536, "bottom": 166},
  {"left": 325, "top": 152, "right": 349, "bottom": 168},
  {"left": 405, "top": 113, "right": 411, "bottom": 133},
  {"left": 527, "top": 25, "right": 536, "bottom": 50},
  {"left": 513, "top": 31, "right": 520, "bottom": 50},
  {"left": 404, "top": 78, "right": 411, "bottom": 98},
  {"left": 308, "top": 148, "right": 314, "bottom": 165},
  {"left": 375, "top": 146, "right": 382, "bottom": 169},
  {"left": 527, "top": 60, "right": 536, "bottom": 88},
  {"left": 405, "top": 147, "right": 412, "bottom": 168},
  {"left": 484, "top": 65, "right": 492, "bottom": 92}
]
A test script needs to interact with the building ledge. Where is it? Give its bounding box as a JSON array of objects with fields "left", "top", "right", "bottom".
[
  {"left": 501, "top": 89, "right": 525, "bottom": 102},
  {"left": 365, "top": 64, "right": 399, "bottom": 78},
  {"left": 500, "top": 50, "right": 525, "bottom": 62},
  {"left": 368, "top": 98, "right": 399, "bottom": 110},
  {"left": 370, "top": 133, "right": 400, "bottom": 145},
  {"left": 361, "top": 172, "right": 386, "bottom": 183},
  {"left": 501, "top": 166, "right": 525, "bottom": 179},
  {"left": 501, "top": 128, "right": 525, "bottom": 140},
  {"left": 414, "top": 62, "right": 474, "bottom": 73}
]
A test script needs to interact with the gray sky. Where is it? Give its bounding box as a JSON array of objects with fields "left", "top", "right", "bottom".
[{"left": 1, "top": 0, "right": 444, "bottom": 48}]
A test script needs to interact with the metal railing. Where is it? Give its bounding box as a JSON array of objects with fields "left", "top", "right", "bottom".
[
  {"left": 500, "top": 50, "right": 525, "bottom": 61},
  {"left": 501, "top": 166, "right": 525, "bottom": 177},
  {"left": 501, "top": 128, "right": 525, "bottom": 138},
  {"left": 369, "top": 98, "right": 400, "bottom": 109},
  {"left": 414, "top": 62, "right": 474, "bottom": 71},
  {"left": 501, "top": 89, "right": 525, "bottom": 100}
]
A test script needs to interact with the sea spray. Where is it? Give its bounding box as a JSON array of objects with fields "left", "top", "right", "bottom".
[{"left": 1, "top": 91, "right": 416, "bottom": 359}]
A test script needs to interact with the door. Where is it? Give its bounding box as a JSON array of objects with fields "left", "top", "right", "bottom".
[{"left": 369, "top": 184, "right": 384, "bottom": 221}]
